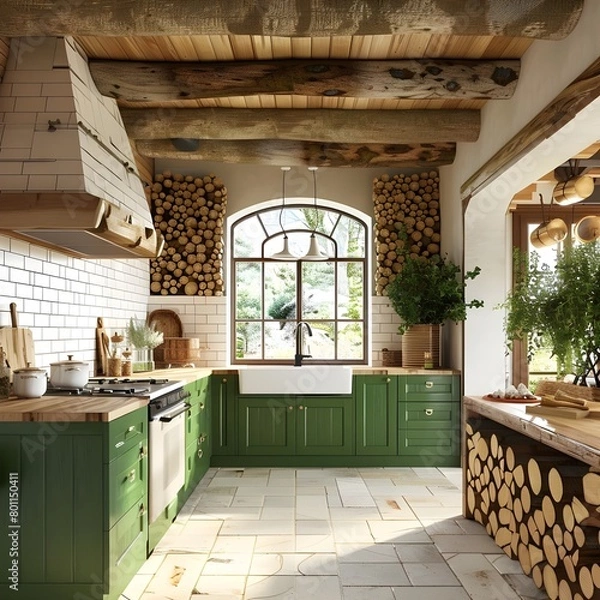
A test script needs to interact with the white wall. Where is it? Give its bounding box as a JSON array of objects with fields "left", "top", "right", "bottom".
[{"left": 442, "top": 0, "right": 600, "bottom": 394}]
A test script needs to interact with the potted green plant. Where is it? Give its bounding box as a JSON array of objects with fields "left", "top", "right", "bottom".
[
  {"left": 501, "top": 242, "right": 600, "bottom": 385},
  {"left": 386, "top": 253, "right": 482, "bottom": 368}
]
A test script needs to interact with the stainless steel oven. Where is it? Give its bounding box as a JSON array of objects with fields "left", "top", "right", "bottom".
[{"left": 146, "top": 383, "right": 190, "bottom": 522}]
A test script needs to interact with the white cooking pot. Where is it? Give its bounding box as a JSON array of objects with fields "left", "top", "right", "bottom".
[
  {"left": 13, "top": 364, "right": 48, "bottom": 398},
  {"left": 49, "top": 355, "right": 89, "bottom": 389}
]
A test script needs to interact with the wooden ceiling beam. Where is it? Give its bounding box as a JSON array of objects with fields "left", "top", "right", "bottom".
[
  {"left": 121, "top": 108, "right": 480, "bottom": 144},
  {"left": 0, "top": 1, "right": 582, "bottom": 38},
  {"left": 90, "top": 58, "right": 520, "bottom": 103},
  {"left": 134, "top": 139, "right": 456, "bottom": 168}
]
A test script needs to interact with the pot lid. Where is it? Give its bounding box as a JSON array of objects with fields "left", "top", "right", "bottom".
[
  {"left": 50, "top": 354, "right": 89, "bottom": 366},
  {"left": 14, "top": 362, "right": 46, "bottom": 374}
]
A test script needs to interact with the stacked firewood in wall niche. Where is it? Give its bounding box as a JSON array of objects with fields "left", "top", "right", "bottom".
[
  {"left": 465, "top": 418, "right": 600, "bottom": 599},
  {"left": 148, "top": 171, "right": 226, "bottom": 296},
  {"left": 373, "top": 170, "right": 440, "bottom": 295}
]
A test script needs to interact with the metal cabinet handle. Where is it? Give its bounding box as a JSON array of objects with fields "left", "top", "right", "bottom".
[
  {"left": 298, "top": 405, "right": 304, "bottom": 411},
  {"left": 288, "top": 406, "right": 294, "bottom": 410},
  {"left": 386, "top": 377, "right": 391, "bottom": 383},
  {"left": 197, "top": 448, "right": 204, "bottom": 459},
  {"left": 127, "top": 425, "right": 136, "bottom": 433},
  {"left": 425, "top": 408, "right": 434, "bottom": 416},
  {"left": 139, "top": 503, "right": 146, "bottom": 517},
  {"left": 425, "top": 381, "right": 434, "bottom": 389},
  {"left": 199, "top": 402, "right": 205, "bottom": 410},
  {"left": 222, "top": 378, "right": 227, "bottom": 383},
  {"left": 199, "top": 434, "right": 206, "bottom": 444},
  {"left": 127, "top": 470, "right": 136, "bottom": 482},
  {"left": 139, "top": 447, "right": 148, "bottom": 459}
]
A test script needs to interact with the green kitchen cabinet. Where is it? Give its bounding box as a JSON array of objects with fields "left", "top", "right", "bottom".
[
  {"left": 397, "top": 374, "right": 461, "bottom": 466},
  {"left": 354, "top": 374, "right": 397, "bottom": 455},
  {"left": 296, "top": 395, "right": 354, "bottom": 455},
  {"left": 238, "top": 396, "right": 295, "bottom": 455},
  {"left": 0, "top": 407, "right": 148, "bottom": 600},
  {"left": 211, "top": 374, "right": 238, "bottom": 455},
  {"left": 238, "top": 394, "right": 354, "bottom": 456}
]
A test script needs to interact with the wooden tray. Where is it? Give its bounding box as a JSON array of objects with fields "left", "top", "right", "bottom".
[
  {"left": 147, "top": 309, "right": 183, "bottom": 338},
  {"left": 483, "top": 394, "right": 539, "bottom": 404}
]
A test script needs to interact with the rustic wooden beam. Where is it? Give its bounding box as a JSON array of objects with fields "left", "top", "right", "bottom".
[
  {"left": 0, "top": 1, "right": 582, "bottom": 38},
  {"left": 122, "top": 108, "right": 480, "bottom": 144},
  {"left": 91, "top": 58, "right": 520, "bottom": 103},
  {"left": 134, "top": 139, "right": 456, "bottom": 168},
  {"left": 461, "top": 56, "right": 600, "bottom": 203}
]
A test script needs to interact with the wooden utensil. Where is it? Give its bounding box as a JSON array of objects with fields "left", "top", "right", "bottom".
[
  {"left": 95, "top": 317, "right": 109, "bottom": 376},
  {"left": 0, "top": 302, "right": 36, "bottom": 377}
]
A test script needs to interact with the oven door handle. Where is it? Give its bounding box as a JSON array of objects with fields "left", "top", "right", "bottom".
[{"left": 157, "top": 402, "right": 191, "bottom": 422}]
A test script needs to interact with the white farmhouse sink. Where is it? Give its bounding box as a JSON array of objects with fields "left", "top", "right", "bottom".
[{"left": 238, "top": 365, "right": 353, "bottom": 395}]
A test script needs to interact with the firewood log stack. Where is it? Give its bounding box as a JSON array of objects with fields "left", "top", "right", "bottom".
[
  {"left": 465, "top": 418, "right": 600, "bottom": 599},
  {"left": 372, "top": 170, "right": 440, "bottom": 295},
  {"left": 148, "top": 171, "right": 227, "bottom": 296}
]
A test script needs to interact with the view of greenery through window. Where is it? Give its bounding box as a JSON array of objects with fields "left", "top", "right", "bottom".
[
  {"left": 526, "top": 223, "right": 567, "bottom": 388},
  {"left": 232, "top": 205, "right": 367, "bottom": 364}
]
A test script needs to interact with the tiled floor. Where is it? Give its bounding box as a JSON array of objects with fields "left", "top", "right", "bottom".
[{"left": 121, "top": 467, "right": 547, "bottom": 600}]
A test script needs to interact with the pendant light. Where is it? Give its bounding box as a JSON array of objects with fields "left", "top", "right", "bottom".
[
  {"left": 270, "top": 166, "right": 298, "bottom": 260},
  {"left": 529, "top": 193, "right": 568, "bottom": 249},
  {"left": 302, "top": 166, "right": 329, "bottom": 261}
]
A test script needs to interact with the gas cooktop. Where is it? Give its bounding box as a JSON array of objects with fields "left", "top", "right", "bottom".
[{"left": 46, "top": 377, "right": 184, "bottom": 400}]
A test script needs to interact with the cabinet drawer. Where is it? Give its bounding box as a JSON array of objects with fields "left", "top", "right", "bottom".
[
  {"left": 106, "top": 407, "right": 148, "bottom": 462},
  {"left": 107, "top": 499, "right": 147, "bottom": 594},
  {"left": 401, "top": 375, "right": 458, "bottom": 401},
  {"left": 401, "top": 401, "right": 459, "bottom": 429},
  {"left": 398, "top": 429, "right": 459, "bottom": 457},
  {"left": 107, "top": 443, "right": 148, "bottom": 529}
]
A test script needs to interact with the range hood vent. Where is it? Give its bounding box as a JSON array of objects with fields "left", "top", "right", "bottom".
[
  {"left": 0, "top": 37, "right": 162, "bottom": 259},
  {"left": 0, "top": 194, "right": 164, "bottom": 259}
]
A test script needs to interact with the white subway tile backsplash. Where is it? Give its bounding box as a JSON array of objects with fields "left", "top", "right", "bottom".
[
  {"left": 4, "top": 251, "right": 25, "bottom": 268},
  {"left": 9, "top": 267, "right": 30, "bottom": 284}
]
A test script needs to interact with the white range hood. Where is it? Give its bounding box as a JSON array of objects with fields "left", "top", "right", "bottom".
[{"left": 0, "top": 37, "right": 163, "bottom": 259}]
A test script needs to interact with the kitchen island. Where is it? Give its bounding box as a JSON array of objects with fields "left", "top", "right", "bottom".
[{"left": 463, "top": 395, "right": 600, "bottom": 599}]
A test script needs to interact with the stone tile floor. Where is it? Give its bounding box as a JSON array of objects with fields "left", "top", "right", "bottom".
[{"left": 121, "top": 467, "right": 548, "bottom": 599}]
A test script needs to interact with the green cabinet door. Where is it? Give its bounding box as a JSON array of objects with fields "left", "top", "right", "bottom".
[
  {"left": 296, "top": 396, "right": 354, "bottom": 455},
  {"left": 355, "top": 375, "right": 397, "bottom": 455},
  {"left": 211, "top": 374, "right": 237, "bottom": 455},
  {"left": 238, "top": 396, "right": 295, "bottom": 455}
]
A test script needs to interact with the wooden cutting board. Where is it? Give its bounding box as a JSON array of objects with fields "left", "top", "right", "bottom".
[
  {"left": 0, "top": 328, "right": 36, "bottom": 375},
  {"left": 0, "top": 303, "right": 36, "bottom": 377},
  {"left": 526, "top": 404, "right": 589, "bottom": 420},
  {"left": 148, "top": 309, "right": 183, "bottom": 338}
]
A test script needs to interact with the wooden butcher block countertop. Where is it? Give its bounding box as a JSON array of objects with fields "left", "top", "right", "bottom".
[
  {"left": 0, "top": 395, "right": 149, "bottom": 422},
  {"left": 464, "top": 395, "right": 600, "bottom": 469},
  {"left": 0, "top": 368, "right": 213, "bottom": 423}
]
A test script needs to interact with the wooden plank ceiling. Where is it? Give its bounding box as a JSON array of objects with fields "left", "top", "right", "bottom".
[
  {"left": 0, "top": 1, "right": 588, "bottom": 172},
  {"left": 75, "top": 32, "right": 530, "bottom": 169}
]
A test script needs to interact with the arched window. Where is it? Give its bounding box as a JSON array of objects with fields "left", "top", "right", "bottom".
[{"left": 230, "top": 203, "right": 368, "bottom": 364}]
